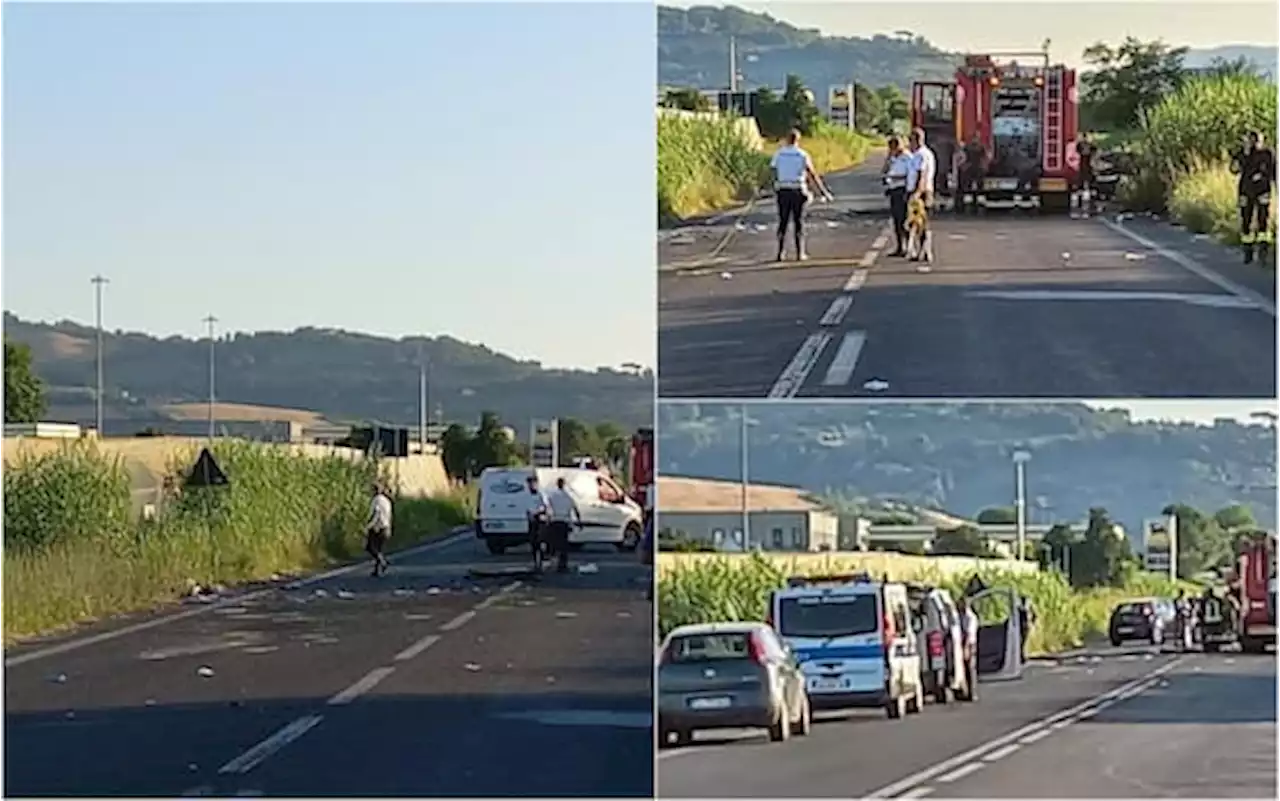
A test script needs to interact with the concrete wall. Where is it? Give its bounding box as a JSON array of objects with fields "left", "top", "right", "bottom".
[{"left": 660, "top": 509, "right": 839, "bottom": 552}]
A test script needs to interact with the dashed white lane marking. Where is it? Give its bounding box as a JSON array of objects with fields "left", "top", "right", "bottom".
[
  {"left": 859, "top": 249, "right": 879, "bottom": 268},
  {"left": 218, "top": 714, "right": 324, "bottom": 775},
  {"left": 863, "top": 657, "right": 1182, "bottom": 799},
  {"left": 820, "top": 295, "right": 855, "bottom": 326},
  {"left": 935, "top": 762, "right": 985, "bottom": 784},
  {"left": 1018, "top": 727, "right": 1054, "bottom": 746},
  {"left": 440, "top": 610, "right": 478, "bottom": 631},
  {"left": 843, "top": 269, "right": 869, "bottom": 292},
  {"left": 982, "top": 743, "right": 1022, "bottom": 762},
  {"left": 768, "top": 332, "right": 832, "bottom": 398},
  {"left": 822, "top": 332, "right": 867, "bottom": 386},
  {"left": 394, "top": 634, "right": 441, "bottom": 662},
  {"left": 898, "top": 787, "right": 934, "bottom": 799},
  {"left": 872, "top": 231, "right": 890, "bottom": 250},
  {"left": 1100, "top": 218, "right": 1278, "bottom": 318},
  {"left": 327, "top": 666, "right": 396, "bottom": 706}
]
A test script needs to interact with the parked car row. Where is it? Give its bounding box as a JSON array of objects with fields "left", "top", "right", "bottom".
[{"left": 657, "top": 575, "right": 980, "bottom": 748}]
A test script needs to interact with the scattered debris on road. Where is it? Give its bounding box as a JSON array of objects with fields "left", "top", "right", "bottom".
[
  {"left": 863, "top": 379, "right": 890, "bottom": 392},
  {"left": 197, "top": 666, "right": 215, "bottom": 678}
]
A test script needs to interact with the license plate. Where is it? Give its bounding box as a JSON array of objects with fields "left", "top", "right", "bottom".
[
  {"left": 689, "top": 696, "right": 731, "bottom": 710},
  {"left": 482, "top": 520, "right": 512, "bottom": 532},
  {"left": 1116, "top": 626, "right": 1133, "bottom": 633},
  {"left": 985, "top": 178, "right": 1019, "bottom": 191},
  {"left": 1039, "top": 178, "right": 1068, "bottom": 192},
  {"left": 810, "top": 677, "right": 846, "bottom": 692}
]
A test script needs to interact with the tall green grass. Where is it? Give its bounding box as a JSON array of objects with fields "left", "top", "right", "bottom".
[
  {"left": 1122, "top": 73, "right": 1278, "bottom": 253},
  {"left": 3, "top": 440, "right": 473, "bottom": 642},
  {"left": 658, "top": 552, "right": 1185, "bottom": 656}
]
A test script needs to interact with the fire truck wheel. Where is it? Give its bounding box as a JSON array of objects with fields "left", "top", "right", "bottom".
[{"left": 1240, "top": 636, "right": 1267, "bottom": 654}]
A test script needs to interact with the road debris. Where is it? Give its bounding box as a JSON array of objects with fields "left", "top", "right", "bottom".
[
  {"left": 576, "top": 563, "right": 600, "bottom": 574},
  {"left": 464, "top": 662, "right": 482, "bottom": 672},
  {"left": 863, "top": 379, "right": 890, "bottom": 392},
  {"left": 197, "top": 666, "right": 216, "bottom": 678}
]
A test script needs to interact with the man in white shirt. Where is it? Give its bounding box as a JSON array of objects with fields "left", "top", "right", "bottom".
[
  {"left": 365, "top": 482, "right": 394, "bottom": 577},
  {"left": 770, "top": 129, "right": 835, "bottom": 262},
  {"left": 958, "top": 596, "right": 980, "bottom": 701},
  {"left": 906, "top": 127, "right": 938, "bottom": 264},
  {"left": 546, "top": 476, "right": 582, "bottom": 573},
  {"left": 881, "top": 135, "right": 913, "bottom": 257}
]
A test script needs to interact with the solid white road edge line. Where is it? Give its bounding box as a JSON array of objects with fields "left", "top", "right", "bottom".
[
  {"left": 5, "top": 532, "right": 472, "bottom": 668},
  {"left": 327, "top": 666, "right": 397, "bottom": 706},
  {"left": 218, "top": 714, "right": 325, "bottom": 775},
  {"left": 935, "top": 762, "right": 986, "bottom": 784},
  {"left": 768, "top": 332, "right": 832, "bottom": 398},
  {"left": 863, "top": 657, "right": 1183, "bottom": 799},
  {"left": 897, "top": 787, "right": 934, "bottom": 799},
  {"left": 1100, "top": 218, "right": 1277, "bottom": 318},
  {"left": 822, "top": 332, "right": 867, "bottom": 386},
  {"left": 982, "top": 743, "right": 1022, "bottom": 762}
]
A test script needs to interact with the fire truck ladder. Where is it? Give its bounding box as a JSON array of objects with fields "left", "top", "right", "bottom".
[{"left": 1043, "top": 68, "right": 1063, "bottom": 173}]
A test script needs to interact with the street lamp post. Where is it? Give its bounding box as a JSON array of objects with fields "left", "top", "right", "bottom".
[
  {"left": 203, "top": 315, "right": 218, "bottom": 439},
  {"left": 1013, "top": 450, "right": 1032, "bottom": 561},
  {"left": 91, "top": 275, "right": 109, "bottom": 435},
  {"left": 740, "top": 403, "right": 750, "bottom": 550}
]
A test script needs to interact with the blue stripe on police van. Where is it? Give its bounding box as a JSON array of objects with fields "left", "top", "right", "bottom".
[{"left": 793, "top": 644, "right": 885, "bottom": 661}]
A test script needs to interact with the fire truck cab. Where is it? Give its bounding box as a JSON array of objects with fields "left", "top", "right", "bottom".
[
  {"left": 1236, "top": 533, "right": 1276, "bottom": 653},
  {"left": 629, "top": 427, "right": 654, "bottom": 525},
  {"left": 911, "top": 50, "right": 1079, "bottom": 212}
]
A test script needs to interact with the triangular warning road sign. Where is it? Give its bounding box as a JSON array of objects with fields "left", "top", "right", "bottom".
[{"left": 186, "top": 447, "right": 229, "bottom": 488}]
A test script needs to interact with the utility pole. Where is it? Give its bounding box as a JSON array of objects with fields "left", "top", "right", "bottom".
[
  {"left": 91, "top": 275, "right": 109, "bottom": 435},
  {"left": 417, "top": 344, "right": 428, "bottom": 451},
  {"left": 740, "top": 404, "right": 750, "bottom": 549},
  {"left": 1013, "top": 450, "right": 1032, "bottom": 560},
  {"left": 729, "top": 36, "right": 738, "bottom": 92},
  {"left": 203, "top": 315, "right": 218, "bottom": 439}
]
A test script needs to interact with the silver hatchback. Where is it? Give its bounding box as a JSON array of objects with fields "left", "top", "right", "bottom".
[{"left": 657, "top": 621, "right": 812, "bottom": 747}]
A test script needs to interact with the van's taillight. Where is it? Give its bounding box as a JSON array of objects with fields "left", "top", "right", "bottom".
[
  {"left": 927, "top": 631, "right": 944, "bottom": 658},
  {"left": 882, "top": 613, "right": 896, "bottom": 647},
  {"left": 747, "top": 632, "right": 768, "bottom": 665}
]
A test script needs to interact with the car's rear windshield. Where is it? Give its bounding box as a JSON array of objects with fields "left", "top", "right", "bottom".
[
  {"left": 777, "top": 594, "right": 878, "bottom": 638},
  {"left": 1117, "top": 602, "right": 1150, "bottom": 614},
  {"left": 665, "top": 633, "right": 752, "bottom": 663}
]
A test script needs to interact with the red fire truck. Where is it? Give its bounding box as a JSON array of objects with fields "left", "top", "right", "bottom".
[
  {"left": 1235, "top": 532, "right": 1276, "bottom": 653},
  {"left": 911, "top": 50, "right": 1080, "bottom": 212}
]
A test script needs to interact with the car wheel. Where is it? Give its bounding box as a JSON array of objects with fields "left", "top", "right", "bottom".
[
  {"left": 617, "top": 523, "right": 642, "bottom": 552},
  {"left": 1110, "top": 635, "right": 1122, "bottom": 647},
  {"left": 769, "top": 708, "right": 791, "bottom": 742},
  {"left": 485, "top": 540, "right": 506, "bottom": 555},
  {"left": 795, "top": 695, "right": 812, "bottom": 736},
  {"left": 1205, "top": 641, "right": 1221, "bottom": 653}
]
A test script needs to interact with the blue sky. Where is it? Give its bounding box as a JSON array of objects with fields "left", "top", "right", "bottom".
[{"left": 3, "top": 1, "right": 655, "bottom": 371}]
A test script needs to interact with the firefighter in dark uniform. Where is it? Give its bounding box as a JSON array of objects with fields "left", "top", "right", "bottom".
[
  {"left": 1075, "top": 134, "right": 1097, "bottom": 216},
  {"left": 957, "top": 135, "right": 987, "bottom": 214},
  {"left": 1231, "top": 130, "right": 1276, "bottom": 264}
]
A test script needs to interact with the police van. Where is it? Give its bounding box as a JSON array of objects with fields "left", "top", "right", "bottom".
[{"left": 768, "top": 574, "right": 925, "bottom": 719}]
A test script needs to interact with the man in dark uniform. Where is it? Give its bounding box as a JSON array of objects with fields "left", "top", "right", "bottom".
[
  {"left": 1075, "top": 134, "right": 1097, "bottom": 216},
  {"left": 957, "top": 135, "right": 987, "bottom": 214},
  {"left": 1232, "top": 130, "right": 1276, "bottom": 264}
]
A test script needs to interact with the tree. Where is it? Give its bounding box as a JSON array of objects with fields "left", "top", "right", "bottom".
[
  {"left": 874, "top": 84, "right": 909, "bottom": 133},
  {"left": 661, "top": 87, "right": 712, "bottom": 112},
  {"left": 4, "top": 338, "right": 45, "bottom": 424},
  {"left": 557, "top": 417, "right": 600, "bottom": 464},
  {"left": 1213, "top": 504, "right": 1256, "bottom": 532},
  {"left": 1163, "top": 503, "right": 1233, "bottom": 579},
  {"left": 754, "top": 75, "right": 822, "bottom": 138},
  {"left": 1205, "top": 56, "right": 1265, "bottom": 80},
  {"left": 932, "top": 524, "right": 994, "bottom": 557},
  {"left": 440, "top": 423, "right": 474, "bottom": 481},
  {"left": 1080, "top": 37, "right": 1189, "bottom": 131},
  {"left": 1042, "top": 523, "right": 1079, "bottom": 574},
  {"left": 1071, "top": 507, "right": 1135, "bottom": 587},
  {"left": 976, "top": 506, "right": 1017, "bottom": 524},
  {"left": 853, "top": 83, "right": 882, "bottom": 132}
]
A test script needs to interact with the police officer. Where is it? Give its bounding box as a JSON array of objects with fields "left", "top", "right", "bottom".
[
  {"left": 1231, "top": 130, "right": 1276, "bottom": 264},
  {"left": 882, "top": 136, "right": 912, "bottom": 256}
]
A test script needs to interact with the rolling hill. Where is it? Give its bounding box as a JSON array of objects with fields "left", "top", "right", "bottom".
[
  {"left": 658, "top": 402, "right": 1276, "bottom": 537},
  {"left": 4, "top": 313, "right": 653, "bottom": 433}
]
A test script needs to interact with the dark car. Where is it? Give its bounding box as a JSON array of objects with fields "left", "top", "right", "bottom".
[
  {"left": 1109, "top": 598, "right": 1175, "bottom": 646},
  {"left": 658, "top": 622, "right": 811, "bottom": 747}
]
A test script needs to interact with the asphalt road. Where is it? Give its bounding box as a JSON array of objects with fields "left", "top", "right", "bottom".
[
  {"left": 4, "top": 534, "right": 654, "bottom": 798},
  {"left": 657, "top": 162, "right": 1277, "bottom": 399},
  {"left": 657, "top": 648, "right": 1277, "bottom": 799}
]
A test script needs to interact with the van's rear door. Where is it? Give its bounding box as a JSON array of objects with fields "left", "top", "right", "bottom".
[{"left": 479, "top": 471, "right": 531, "bottom": 536}]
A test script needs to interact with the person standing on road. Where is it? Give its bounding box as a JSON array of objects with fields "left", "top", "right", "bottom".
[
  {"left": 1074, "top": 134, "right": 1097, "bottom": 216},
  {"left": 525, "top": 474, "right": 551, "bottom": 564},
  {"left": 1174, "top": 590, "right": 1196, "bottom": 651},
  {"left": 882, "top": 136, "right": 912, "bottom": 257},
  {"left": 1017, "top": 596, "right": 1035, "bottom": 664},
  {"left": 546, "top": 476, "right": 582, "bottom": 574},
  {"left": 365, "top": 482, "right": 393, "bottom": 577},
  {"left": 956, "top": 134, "right": 987, "bottom": 214},
  {"left": 957, "top": 596, "right": 980, "bottom": 700},
  {"left": 770, "top": 129, "right": 835, "bottom": 262},
  {"left": 906, "top": 128, "right": 938, "bottom": 264},
  {"left": 1231, "top": 130, "right": 1276, "bottom": 264}
]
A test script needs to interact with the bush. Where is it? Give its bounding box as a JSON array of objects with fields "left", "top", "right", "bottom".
[
  {"left": 657, "top": 552, "right": 1187, "bottom": 656},
  {"left": 657, "top": 114, "right": 770, "bottom": 221},
  {"left": 1168, "top": 161, "right": 1278, "bottom": 247},
  {"left": 2, "top": 440, "right": 473, "bottom": 642}
]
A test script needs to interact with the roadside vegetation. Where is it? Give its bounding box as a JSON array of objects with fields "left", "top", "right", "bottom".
[
  {"left": 657, "top": 74, "right": 889, "bottom": 222},
  {"left": 2, "top": 439, "right": 473, "bottom": 643},
  {"left": 1083, "top": 39, "right": 1277, "bottom": 255},
  {"left": 657, "top": 505, "right": 1248, "bottom": 656}
]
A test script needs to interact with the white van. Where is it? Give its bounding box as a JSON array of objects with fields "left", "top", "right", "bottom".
[
  {"left": 769, "top": 574, "right": 925, "bottom": 719},
  {"left": 475, "top": 466, "right": 644, "bottom": 555}
]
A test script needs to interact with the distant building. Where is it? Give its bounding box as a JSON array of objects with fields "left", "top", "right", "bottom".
[{"left": 658, "top": 475, "right": 839, "bottom": 552}]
